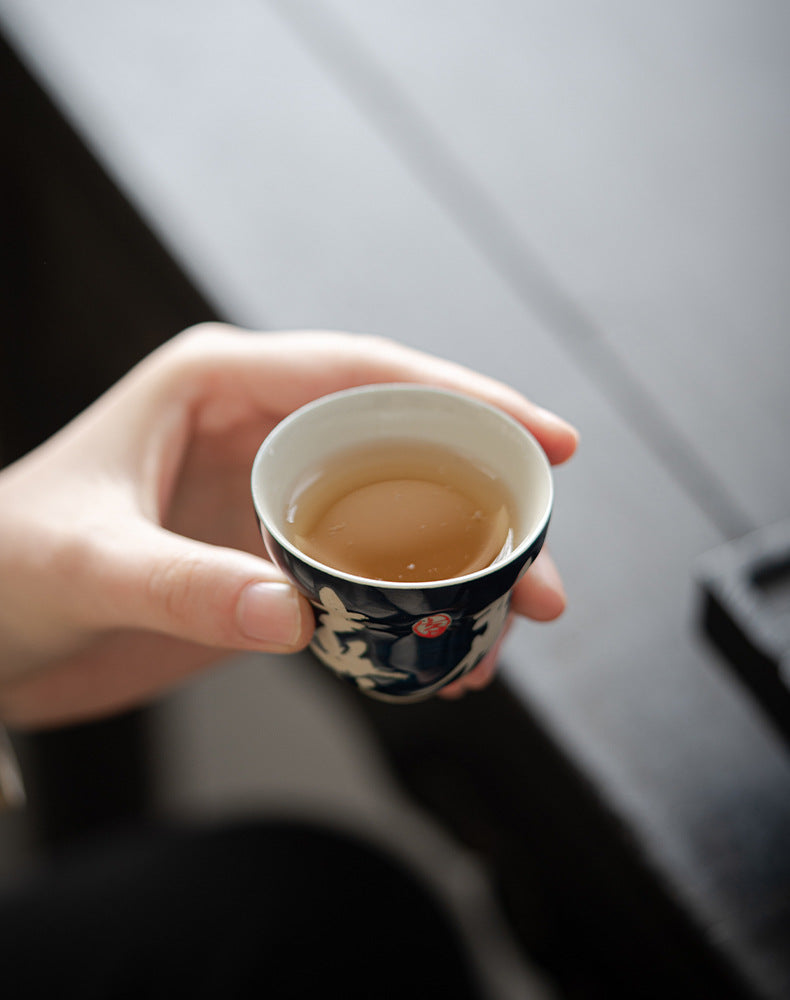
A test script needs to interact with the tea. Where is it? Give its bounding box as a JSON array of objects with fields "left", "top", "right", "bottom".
[{"left": 285, "top": 439, "right": 514, "bottom": 582}]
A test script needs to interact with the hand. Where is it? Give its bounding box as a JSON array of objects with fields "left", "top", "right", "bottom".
[{"left": 0, "top": 325, "right": 577, "bottom": 727}]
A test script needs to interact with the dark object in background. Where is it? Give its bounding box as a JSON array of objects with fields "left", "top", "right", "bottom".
[
  {"left": 698, "top": 518, "right": 790, "bottom": 746},
  {"left": 0, "top": 818, "right": 484, "bottom": 998}
]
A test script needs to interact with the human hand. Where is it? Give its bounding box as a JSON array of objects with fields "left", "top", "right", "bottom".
[{"left": 0, "top": 325, "right": 577, "bottom": 728}]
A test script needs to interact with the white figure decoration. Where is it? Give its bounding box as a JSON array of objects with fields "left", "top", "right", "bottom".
[
  {"left": 310, "top": 586, "right": 411, "bottom": 689},
  {"left": 385, "top": 592, "right": 511, "bottom": 696},
  {"left": 452, "top": 592, "right": 511, "bottom": 677},
  {"left": 310, "top": 586, "right": 511, "bottom": 696}
]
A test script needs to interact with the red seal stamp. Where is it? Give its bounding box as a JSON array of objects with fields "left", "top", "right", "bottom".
[{"left": 412, "top": 613, "right": 451, "bottom": 638}]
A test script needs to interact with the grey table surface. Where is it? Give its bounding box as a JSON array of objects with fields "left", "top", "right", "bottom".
[{"left": 2, "top": 0, "right": 789, "bottom": 995}]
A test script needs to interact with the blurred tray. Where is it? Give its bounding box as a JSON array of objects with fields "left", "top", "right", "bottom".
[{"left": 697, "top": 519, "right": 790, "bottom": 746}]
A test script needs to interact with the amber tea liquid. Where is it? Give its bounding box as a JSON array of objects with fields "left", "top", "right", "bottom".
[{"left": 285, "top": 439, "right": 514, "bottom": 582}]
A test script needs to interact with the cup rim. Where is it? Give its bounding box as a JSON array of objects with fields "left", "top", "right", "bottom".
[{"left": 251, "top": 383, "right": 553, "bottom": 591}]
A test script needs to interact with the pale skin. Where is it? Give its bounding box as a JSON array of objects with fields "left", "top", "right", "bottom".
[{"left": 0, "top": 325, "right": 578, "bottom": 729}]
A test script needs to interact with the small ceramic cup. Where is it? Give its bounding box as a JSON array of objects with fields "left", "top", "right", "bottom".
[{"left": 251, "top": 384, "right": 553, "bottom": 702}]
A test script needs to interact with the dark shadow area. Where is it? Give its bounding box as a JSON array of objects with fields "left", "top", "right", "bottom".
[{"left": 346, "top": 675, "right": 755, "bottom": 999}]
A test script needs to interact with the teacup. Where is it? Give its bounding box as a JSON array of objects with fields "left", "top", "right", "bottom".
[{"left": 251, "top": 384, "right": 553, "bottom": 702}]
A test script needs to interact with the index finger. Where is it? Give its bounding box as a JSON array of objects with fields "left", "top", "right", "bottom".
[{"left": 170, "top": 326, "right": 579, "bottom": 467}]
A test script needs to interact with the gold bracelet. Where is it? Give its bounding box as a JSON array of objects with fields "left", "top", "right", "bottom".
[{"left": 0, "top": 725, "right": 25, "bottom": 811}]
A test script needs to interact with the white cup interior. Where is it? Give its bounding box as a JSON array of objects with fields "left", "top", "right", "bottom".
[{"left": 252, "top": 384, "right": 553, "bottom": 585}]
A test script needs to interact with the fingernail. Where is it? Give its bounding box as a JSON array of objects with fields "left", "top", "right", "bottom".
[{"left": 237, "top": 582, "right": 303, "bottom": 647}]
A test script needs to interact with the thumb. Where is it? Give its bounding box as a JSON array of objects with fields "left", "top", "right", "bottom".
[{"left": 104, "top": 524, "right": 314, "bottom": 652}]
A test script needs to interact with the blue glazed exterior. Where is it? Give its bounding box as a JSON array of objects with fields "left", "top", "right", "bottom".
[{"left": 260, "top": 519, "right": 549, "bottom": 702}]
